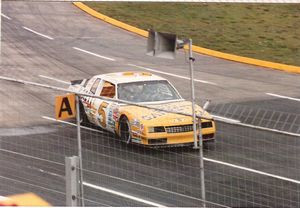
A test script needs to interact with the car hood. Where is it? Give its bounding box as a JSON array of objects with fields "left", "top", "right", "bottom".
[{"left": 119, "top": 100, "right": 213, "bottom": 126}]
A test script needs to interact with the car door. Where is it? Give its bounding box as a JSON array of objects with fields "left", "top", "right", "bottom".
[
  {"left": 92, "top": 80, "right": 117, "bottom": 132},
  {"left": 81, "top": 78, "right": 101, "bottom": 124}
]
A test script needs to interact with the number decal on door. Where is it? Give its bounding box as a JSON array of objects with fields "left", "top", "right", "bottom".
[{"left": 98, "top": 102, "right": 109, "bottom": 128}]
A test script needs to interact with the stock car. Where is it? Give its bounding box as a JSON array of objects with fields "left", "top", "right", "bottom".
[{"left": 69, "top": 71, "right": 216, "bottom": 146}]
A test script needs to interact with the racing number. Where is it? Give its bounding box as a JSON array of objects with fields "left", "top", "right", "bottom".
[{"left": 98, "top": 102, "right": 109, "bottom": 128}]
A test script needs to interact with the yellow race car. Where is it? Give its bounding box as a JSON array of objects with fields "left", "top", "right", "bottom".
[{"left": 69, "top": 71, "right": 215, "bottom": 146}]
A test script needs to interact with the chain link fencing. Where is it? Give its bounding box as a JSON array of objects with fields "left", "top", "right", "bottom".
[{"left": 0, "top": 81, "right": 300, "bottom": 207}]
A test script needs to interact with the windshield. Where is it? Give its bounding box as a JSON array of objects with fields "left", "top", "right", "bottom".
[{"left": 118, "top": 80, "right": 181, "bottom": 102}]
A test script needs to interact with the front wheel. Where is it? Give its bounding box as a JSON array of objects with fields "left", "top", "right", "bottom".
[{"left": 119, "top": 117, "right": 131, "bottom": 144}]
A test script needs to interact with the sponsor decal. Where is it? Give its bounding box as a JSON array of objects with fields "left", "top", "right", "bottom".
[
  {"left": 131, "top": 138, "right": 141, "bottom": 143},
  {"left": 141, "top": 103, "right": 193, "bottom": 121},
  {"left": 112, "top": 107, "right": 119, "bottom": 121},
  {"left": 107, "top": 107, "right": 115, "bottom": 127},
  {"left": 172, "top": 117, "right": 186, "bottom": 123},
  {"left": 157, "top": 103, "right": 191, "bottom": 112},
  {"left": 131, "top": 119, "right": 140, "bottom": 127},
  {"left": 141, "top": 110, "right": 167, "bottom": 120}
]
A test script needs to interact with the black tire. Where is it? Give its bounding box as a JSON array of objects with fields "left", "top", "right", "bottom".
[
  {"left": 79, "top": 101, "right": 89, "bottom": 125},
  {"left": 119, "top": 116, "right": 131, "bottom": 144}
]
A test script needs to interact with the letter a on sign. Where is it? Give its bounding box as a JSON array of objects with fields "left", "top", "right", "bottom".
[{"left": 55, "top": 94, "right": 76, "bottom": 120}]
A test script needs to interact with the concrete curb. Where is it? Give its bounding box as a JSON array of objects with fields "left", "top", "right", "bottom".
[
  {"left": 73, "top": 2, "right": 300, "bottom": 74},
  {"left": 73, "top": 2, "right": 147, "bottom": 38}
]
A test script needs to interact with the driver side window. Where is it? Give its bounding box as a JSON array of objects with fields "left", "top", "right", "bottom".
[{"left": 100, "top": 81, "right": 116, "bottom": 98}]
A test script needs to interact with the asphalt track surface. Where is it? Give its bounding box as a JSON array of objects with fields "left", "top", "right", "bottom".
[{"left": 1, "top": 1, "right": 300, "bottom": 207}]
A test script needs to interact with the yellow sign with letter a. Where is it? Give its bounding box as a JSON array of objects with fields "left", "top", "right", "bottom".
[{"left": 55, "top": 94, "right": 76, "bottom": 120}]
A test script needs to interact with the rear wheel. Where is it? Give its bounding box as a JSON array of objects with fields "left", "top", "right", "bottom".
[
  {"left": 119, "top": 116, "right": 131, "bottom": 144},
  {"left": 79, "top": 101, "right": 89, "bottom": 125}
]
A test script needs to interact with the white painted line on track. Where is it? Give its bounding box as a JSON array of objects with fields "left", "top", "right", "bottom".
[
  {"left": 204, "top": 157, "right": 300, "bottom": 184},
  {"left": 234, "top": 121, "right": 300, "bottom": 137},
  {"left": 215, "top": 115, "right": 300, "bottom": 137},
  {"left": 23, "top": 167, "right": 110, "bottom": 206},
  {"left": 22, "top": 26, "right": 54, "bottom": 40},
  {"left": 0, "top": 175, "right": 65, "bottom": 195},
  {"left": 39, "top": 75, "right": 70, "bottom": 85},
  {"left": 44, "top": 115, "right": 300, "bottom": 185},
  {"left": 1, "top": 13, "right": 11, "bottom": 20},
  {"left": 0, "top": 148, "right": 63, "bottom": 166},
  {"left": 25, "top": 161, "right": 225, "bottom": 207},
  {"left": 42, "top": 116, "right": 104, "bottom": 134},
  {"left": 84, "top": 170, "right": 229, "bottom": 208},
  {"left": 73, "top": 47, "right": 115, "bottom": 61},
  {"left": 26, "top": 164, "right": 165, "bottom": 207},
  {"left": 27, "top": 165, "right": 63, "bottom": 178},
  {"left": 212, "top": 115, "right": 240, "bottom": 123},
  {"left": 128, "top": 63, "right": 218, "bottom": 86},
  {"left": 83, "top": 182, "right": 167, "bottom": 207},
  {"left": 266, "top": 93, "right": 300, "bottom": 102}
]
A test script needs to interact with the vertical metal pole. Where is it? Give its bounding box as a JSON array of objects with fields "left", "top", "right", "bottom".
[
  {"left": 188, "top": 38, "right": 206, "bottom": 206},
  {"left": 75, "top": 95, "right": 84, "bottom": 206},
  {"left": 0, "top": 0, "right": 2, "bottom": 65},
  {"left": 65, "top": 156, "right": 79, "bottom": 206},
  {"left": 198, "top": 117, "right": 206, "bottom": 208},
  {"left": 188, "top": 39, "right": 198, "bottom": 149}
]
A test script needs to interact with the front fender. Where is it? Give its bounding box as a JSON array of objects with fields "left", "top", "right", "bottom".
[{"left": 115, "top": 110, "right": 135, "bottom": 136}]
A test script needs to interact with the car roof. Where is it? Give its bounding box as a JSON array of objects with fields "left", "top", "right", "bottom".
[{"left": 94, "top": 71, "right": 167, "bottom": 84}]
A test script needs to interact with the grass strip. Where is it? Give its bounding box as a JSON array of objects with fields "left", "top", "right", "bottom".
[{"left": 85, "top": 2, "right": 300, "bottom": 66}]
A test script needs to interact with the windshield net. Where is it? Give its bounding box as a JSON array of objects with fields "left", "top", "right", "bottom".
[{"left": 118, "top": 80, "right": 181, "bottom": 102}]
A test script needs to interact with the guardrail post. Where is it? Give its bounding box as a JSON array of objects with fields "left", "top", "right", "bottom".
[
  {"left": 198, "top": 118, "right": 206, "bottom": 208},
  {"left": 0, "top": 0, "right": 2, "bottom": 64},
  {"left": 198, "top": 100, "right": 209, "bottom": 208},
  {"left": 187, "top": 39, "right": 198, "bottom": 149},
  {"left": 65, "top": 156, "right": 80, "bottom": 206},
  {"left": 75, "top": 94, "right": 85, "bottom": 206}
]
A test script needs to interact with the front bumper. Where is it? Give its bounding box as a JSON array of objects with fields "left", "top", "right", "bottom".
[{"left": 131, "top": 127, "right": 215, "bottom": 146}]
